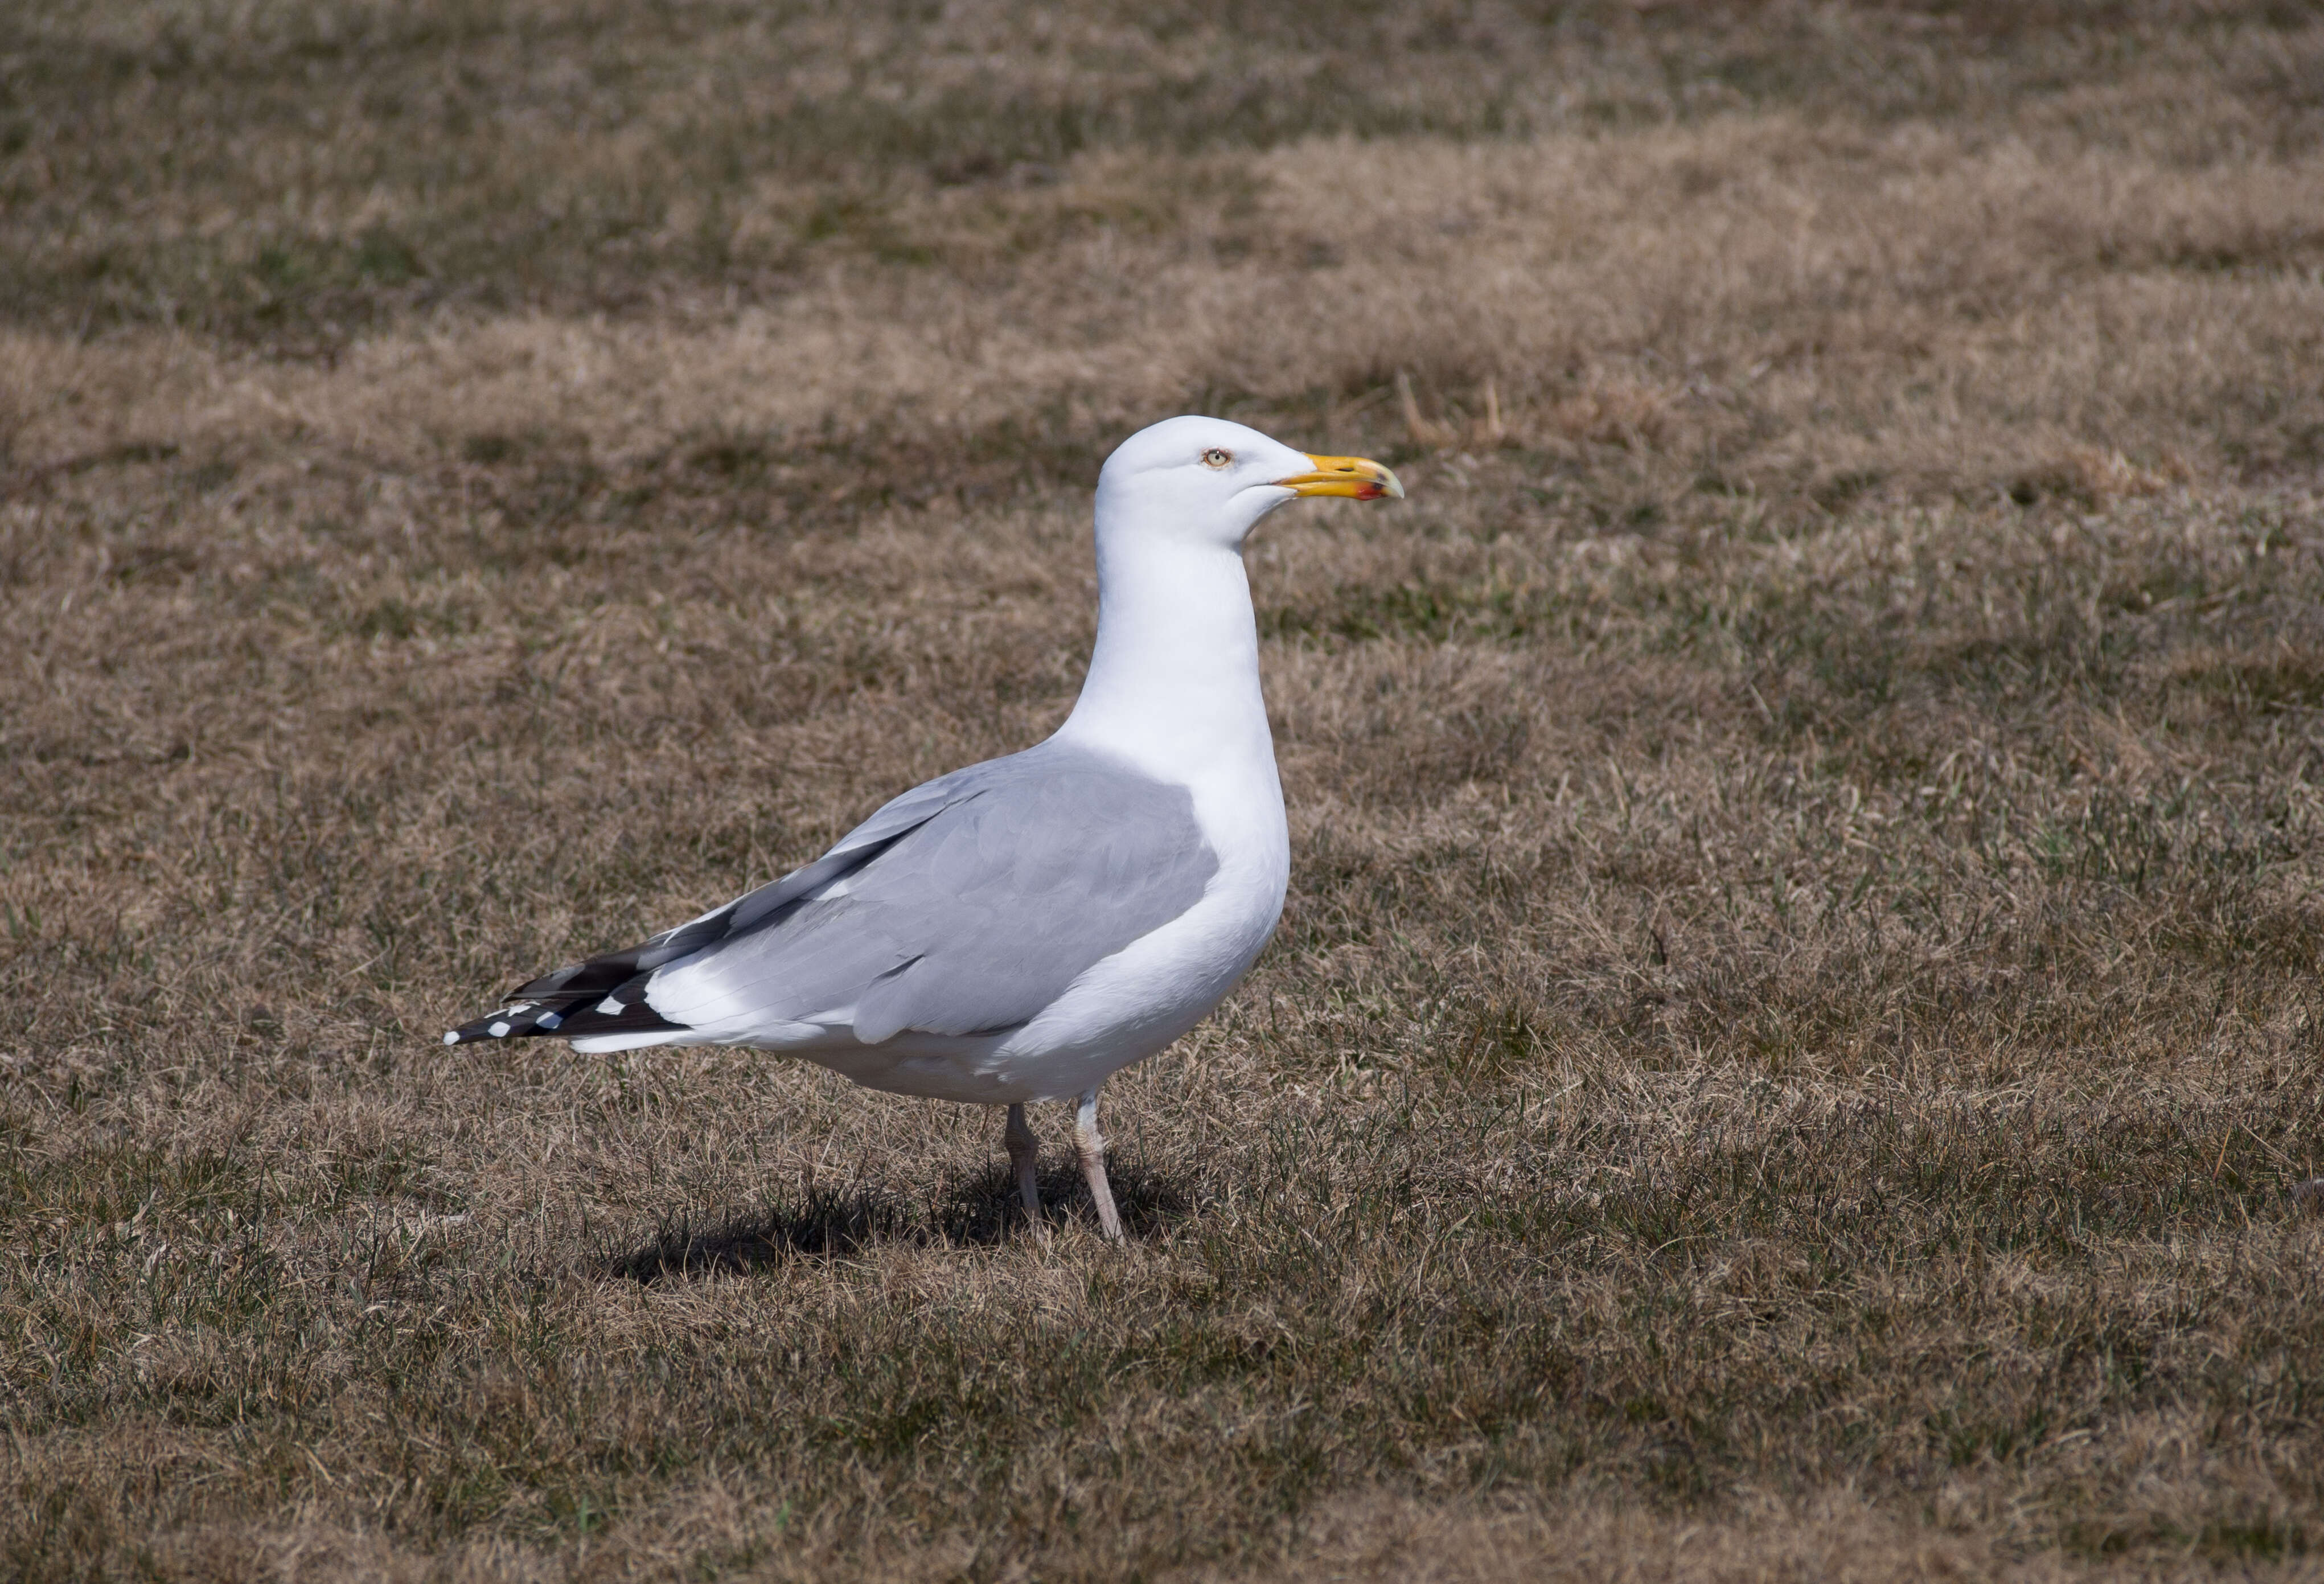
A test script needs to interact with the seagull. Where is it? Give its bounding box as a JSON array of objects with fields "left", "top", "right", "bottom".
[{"left": 444, "top": 416, "right": 1405, "bottom": 1238}]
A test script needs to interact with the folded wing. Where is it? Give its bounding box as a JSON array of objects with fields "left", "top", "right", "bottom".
[{"left": 444, "top": 742, "right": 1218, "bottom": 1052}]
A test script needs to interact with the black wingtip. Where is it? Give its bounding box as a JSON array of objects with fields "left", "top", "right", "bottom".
[
  {"left": 443, "top": 983, "right": 689, "bottom": 1047},
  {"left": 443, "top": 999, "right": 569, "bottom": 1045}
]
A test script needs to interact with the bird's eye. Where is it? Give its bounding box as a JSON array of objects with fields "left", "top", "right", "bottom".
[{"left": 1200, "top": 448, "right": 1233, "bottom": 469}]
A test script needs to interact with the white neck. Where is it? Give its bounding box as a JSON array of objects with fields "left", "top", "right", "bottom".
[{"left": 1053, "top": 530, "right": 1274, "bottom": 784}]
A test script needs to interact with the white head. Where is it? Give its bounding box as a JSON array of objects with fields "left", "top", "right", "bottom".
[{"left": 1094, "top": 415, "right": 1405, "bottom": 550}]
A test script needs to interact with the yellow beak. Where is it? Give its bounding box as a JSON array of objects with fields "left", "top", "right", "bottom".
[{"left": 1275, "top": 453, "right": 1406, "bottom": 501}]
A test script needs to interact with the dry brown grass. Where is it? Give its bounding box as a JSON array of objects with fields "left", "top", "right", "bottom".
[{"left": 9, "top": 2, "right": 2324, "bottom": 1578}]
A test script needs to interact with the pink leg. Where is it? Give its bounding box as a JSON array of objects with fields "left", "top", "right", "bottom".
[
  {"left": 1074, "top": 1087, "right": 1124, "bottom": 1241},
  {"left": 1004, "top": 1102, "right": 1045, "bottom": 1236}
]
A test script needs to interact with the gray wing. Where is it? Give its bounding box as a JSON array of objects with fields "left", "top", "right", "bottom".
[
  {"left": 647, "top": 742, "right": 1220, "bottom": 1042},
  {"left": 447, "top": 756, "right": 1007, "bottom": 1043},
  {"left": 447, "top": 741, "right": 1221, "bottom": 1048}
]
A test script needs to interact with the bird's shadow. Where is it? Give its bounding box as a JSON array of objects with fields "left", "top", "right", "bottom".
[{"left": 601, "top": 1160, "right": 1191, "bottom": 1283}]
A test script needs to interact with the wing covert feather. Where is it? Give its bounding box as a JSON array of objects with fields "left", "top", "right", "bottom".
[{"left": 647, "top": 744, "right": 1217, "bottom": 1042}]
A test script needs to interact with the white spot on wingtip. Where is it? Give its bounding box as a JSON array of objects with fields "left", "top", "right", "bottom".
[
  {"left": 597, "top": 998, "right": 625, "bottom": 1015},
  {"left": 537, "top": 1011, "right": 562, "bottom": 1029},
  {"left": 488, "top": 1020, "right": 511, "bottom": 1037},
  {"left": 442, "top": 1031, "right": 459, "bottom": 1045}
]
